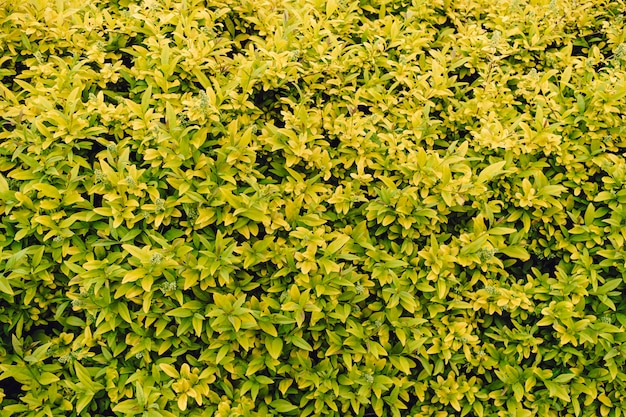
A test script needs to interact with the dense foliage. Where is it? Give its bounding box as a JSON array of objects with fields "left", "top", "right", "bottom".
[{"left": 1, "top": 0, "right": 626, "bottom": 416}]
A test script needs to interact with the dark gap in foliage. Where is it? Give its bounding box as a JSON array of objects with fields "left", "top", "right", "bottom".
[
  {"left": 13, "top": 60, "right": 28, "bottom": 79},
  {"left": 24, "top": 320, "right": 65, "bottom": 343},
  {"left": 161, "top": 24, "right": 177, "bottom": 41},
  {"left": 270, "top": 114, "right": 286, "bottom": 129},
  {"left": 245, "top": 282, "right": 266, "bottom": 299},
  {"left": 94, "top": 407, "right": 117, "bottom": 416},
  {"left": 90, "top": 191, "right": 104, "bottom": 211},
  {"left": 571, "top": 32, "right": 609, "bottom": 58},
  {"left": 358, "top": 6, "right": 380, "bottom": 22},
  {"left": 252, "top": 88, "right": 285, "bottom": 111},
  {"left": 445, "top": 209, "right": 469, "bottom": 232},
  {"left": 86, "top": 141, "right": 108, "bottom": 166},
  {"left": 316, "top": 91, "right": 333, "bottom": 105},
  {"left": 223, "top": 47, "right": 239, "bottom": 61},
  {"left": 456, "top": 67, "right": 481, "bottom": 87},
  {"left": 113, "top": 51, "right": 133, "bottom": 70},
  {"left": 359, "top": 0, "right": 411, "bottom": 22},
  {"left": 128, "top": 149, "right": 140, "bottom": 164},
  {"left": 106, "top": 78, "right": 132, "bottom": 96},
  {"left": 84, "top": 60, "right": 103, "bottom": 75},
  {"left": 189, "top": 81, "right": 209, "bottom": 93},
  {"left": 405, "top": 395, "right": 420, "bottom": 414},
  {"left": 256, "top": 156, "right": 280, "bottom": 180},
  {"left": 0, "top": 118, "right": 16, "bottom": 133},
  {"left": 357, "top": 104, "right": 372, "bottom": 115},
  {"left": 155, "top": 223, "right": 174, "bottom": 237},
  {"left": 430, "top": 17, "right": 456, "bottom": 34},
  {"left": 97, "top": 89, "right": 120, "bottom": 107},
  {"left": 236, "top": 38, "right": 257, "bottom": 56},
  {"left": 362, "top": 406, "right": 378, "bottom": 417},
  {"left": 349, "top": 31, "right": 367, "bottom": 45},
  {"left": 216, "top": 11, "right": 261, "bottom": 53},
  {"left": 327, "top": 136, "right": 340, "bottom": 150},
  {"left": 571, "top": 44, "right": 587, "bottom": 58},
  {"left": 0, "top": 65, "right": 17, "bottom": 91},
  {"left": 0, "top": 376, "right": 21, "bottom": 401},
  {"left": 256, "top": 155, "right": 284, "bottom": 183},
  {"left": 324, "top": 174, "right": 340, "bottom": 188}
]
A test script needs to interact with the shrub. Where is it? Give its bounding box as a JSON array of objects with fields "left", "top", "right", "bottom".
[{"left": 1, "top": 0, "right": 626, "bottom": 416}]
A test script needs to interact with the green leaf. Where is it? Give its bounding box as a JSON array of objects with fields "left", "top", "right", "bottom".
[
  {"left": 576, "top": 93, "right": 586, "bottom": 113},
  {"left": 325, "top": 234, "right": 351, "bottom": 255},
  {"left": 416, "top": 282, "right": 435, "bottom": 292},
  {"left": 76, "top": 391, "right": 95, "bottom": 414},
  {"left": 192, "top": 314, "right": 203, "bottom": 337},
  {"left": 270, "top": 399, "right": 298, "bottom": 413},
  {"left": 473, "top": 401, "right": 484, "bottom": 417},
  {"left": 0, "top": 175, "right": 13, "bottom": 200},
  {"left": 267, "top": 338, "right": 283, "bottom": 360},
  {"left": 192, "top": 69, "right": 212, "bottom": 90},
  {"left": 122, "top": 268, "right": 146, "bottom": 284},
  {"left": 258, "top": 319, "right": 278, "bottom": 337},
  {"left": 93, "top": 207, "right": 113, "bottom": 217},
  {"left": 499, "top": 246, "right": 530, "bottom": 261},
  {"left": 389, "top": 356, "right": 414, "bottom": 374},
  {"left": 28, "top": 342, "right": 52, "bottom": 362},
  {"left": 544, "top": 380, "right": 571, "bottom": 402},
  {"left": 159, "top": 363, "right": 180, "bottom": 379},
  {"left": 0, "top": 275, "right": 14, "bottom": 296},
  {"left": 537, "top": 184, "right": 565, "bottom": 197},
  {"left": 122, "top": 244, "right": 151, "bottom": 263},
  {"left": 352, "top": 220, "right": 375, "bottom": 250},
  {"left": 32, "top": 183, "right": 61, "bottom": 199},
  {"left": 39, "top": 372, "right": 60, "bottom": 385},
  {"left": 616, "top": 313, "right": 626, "bottom": 328},
  {"left": 489, "top": 227, "right": 516, "bottom": 235},
  {"left": 374, "top": 375, "right": 394, "bottom": 385},
  {"left": 553, "top": 373, "right": 576, "bottom": 383},
  {"left": 298, "top": 214, "right": 326, "bottom": 226},
  {"left": 460, "top": 234, "right": 489, "bottom": 255},
  {"left": 437, "top": 279, "right": 447, "bottom": 300},
  {"left": 594, "top": 191, "right": 614, "bottom": 202},
  {"left": 213, "top": 293, "right": 233, "bottom": 311},
  {"left": 112, "top": 399, "right": 142, "bottom": 415},
  {"left": 141, "top": 85, "right": 153, "bottom": 115},
  {"left": 512, "top": 382, "right": 524, "bottom": 402},
  {"left": 166, "top": 307, "right": 193, "bottom": 318},
  {"left": 245, "top": 357, "right": 265, "bottom": 376},
  {"left": 215, "top": 345, "right": 230, "bottom": 365},
  {"left": 584, "top": 203, "right": 596, "bottom": 226},
  {"left": 290, "top": 336, "right": 313, "bottom": 351},
  {"left": 477, "top": 161, "right": 507, "bottom": 184},
  {"left": 256, "top": 375, "right": 274, "bottom": 385},
  {"left": 117, "top": 302, "right": 133, "bottom": 324},
  {"left": 66, "top": 316, "right": 86, "bottom": 327},
  {"left": 74, "top": 361, "right": 99, "bottom": 391},
  {"left": 594, "top": 278, "right": 622, "bottom": 295},
  {"left": 141, "top": 275, "right": 154, "bottom": 292},
  {"left": 166, "top": 101, "right": 177, "bottom": 130},
  {"left": 385, "top": 259, "right": 408, "bottom": 269}
]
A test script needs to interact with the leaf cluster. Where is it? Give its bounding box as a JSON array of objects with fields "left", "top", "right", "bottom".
[{"left": 1, "top": 0, "right": 626, "bottom": 416}]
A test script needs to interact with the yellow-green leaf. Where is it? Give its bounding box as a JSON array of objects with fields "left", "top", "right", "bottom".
[
  {"left": 499, "top": 246, "right": 530, "bottom": 261},
  {"left": 158, "top": 363, "right": 180, "bottom": 379},
  {"left": 477, "top": 161, "right": 507, "bottom": 184},
  {"left": 0, "top": 276, "right": 14, "bottom": 295},
  {"left": 267, "top": 337, "right": 283, "bottom": 360},
  {"left": 271, "top": 399, "right": 298, "bottom": 413}
]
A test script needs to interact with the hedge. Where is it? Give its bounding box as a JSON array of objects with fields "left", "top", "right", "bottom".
[{"left": 1, "top": 0, "right": 626, "bottom": 416}]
